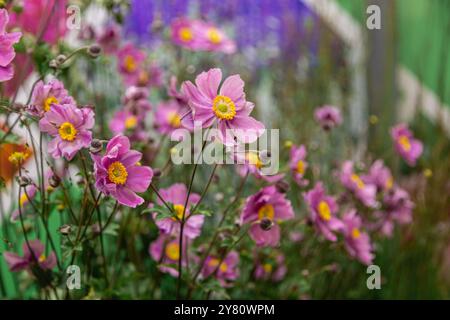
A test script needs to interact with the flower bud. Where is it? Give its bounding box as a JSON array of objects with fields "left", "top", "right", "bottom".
[
  {"left": 48, "top": 174, "right": 61, "bottom": 188},
  {"left": 16, "top": 176, "right": 31, "bottom": 187},
  {"left": 56, "top": 54, "right": 67, "bottom": 64},
  {"left": 89, "top": 139, "right": 103, "bottom": 154},
  {"left": 275, "top": 180, "right": 290, "bottom": 193},
  {"left": 59, "top": 224, "right": 72, "bottom": 236},
  {"left": 260, "top": 218, "right": 274, "bottom": 231},
  {"left": 87, "top": 44, "right": 102, "bottom": 58},
  {"left": 152, "top": 168, "right": 162, "bottom": 178},
  {"left": 49, "top": 59, "right": 58, "bottom": 68}
]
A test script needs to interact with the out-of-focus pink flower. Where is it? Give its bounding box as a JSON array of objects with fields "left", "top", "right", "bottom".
[
  {"left": 0, "top": 9, "right": 22, "bottom": 82},
  {"left": 340, "top": 161, "right": 377, "bottom": 208},
  {"left": 181, "top": 68, "right": 265, "bottom": 145},
  {"left": 289, "top": 144, "right": 308, "bottom": 187},
  {"left": 375, "top": 186, "right": 414, "bottom": 237},
  {"left": 39, "top": 104, "right": 94, "bottom": 160},
  {"left": 314, "top": 105, "right": 342, "bottom": 130},
  {"left": 122, "top": 86, "right": 152, "bottom": 118},
  {"left": 240, "top": 186, "right": 294, "bottom": 247},
  {"left": 304, "top": 182, "right": 343, "bottom": 241},
  {"left": 341, "top": 210, "right": 374, "bottom": 265},
  {"left": 202, "top": 251, "right": 239, "bottom": 286},
  {"left": 151, "top": 183, "right": 204, "bottom": 239},
  {"left": 168, "top": 76, "right": 189, "bottom": 106},
  {"left": 11, "top": 184, "right": 37, "bottom": 221},
  {"left": 171, "top": 18, "right": 236, "bottom": 54},
  {"left": 97, "top": 23, "right": 120, "bottom": 54},
  {"left": 109, "top": 109, "right": 147, "bottom": 142},
  {"left": 235, "top": 150, "right": 284, "bottom": 183},
  {"left": 91, "top": 135, "right": 153, "bottom": 207},
  {"left": 9, "top": 0, "right": 67, "bottom": 44},
  {"left": 136, "top": 62, "right": 163, "bottom": 88},
  {"left": 363, "top": 160, "right": 394, "bottom": 193},
  {"left": 148, "top": 233, "right": 188, "bottom": 277},
  {"left": 155, "top": 100, "right": 189, "bottom": 135},
  {"left": 254, "top": 253, "right": 287, "bottom": 282},
  {"left": 117, "top": 43, "right": 146, "bottom": 86},
  {"left": 28, "top": 79, "right": 75, "bottom": 117},
  {"left": 391, "top": 123, "right": 423, "bottom": 166},
  {"left": 3, "top": 239, "right": 56, "bottom": 272}
]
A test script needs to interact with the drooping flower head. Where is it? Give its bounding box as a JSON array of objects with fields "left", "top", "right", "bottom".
[
  {"left": 202, "top": 251, "right": 239, "bottom": 287},
  {"left": 152, "top": 183, "right": 204, "bottom": 239},
  {"left": 181, "top": 68, "right": 265, "bottom": 145},
  {"left": 3, "top": 239, "right": 56, "bottom": 272},
  {"left": 0, "top": 9, "right": 22, "bottom": 82},
  {"left": 289, "top": 144, "right": 309, "bottom": 187},
  {"left": 240, "top": 186, "right": 295, "bottom": 247},
  {"left": 39, "top": 104, "right": 94, "bottom": 160},
  {"left": 314, "top": 105, "right": 342, "bottom": 130},
  {"left": 117, "top": 43, "right": 146, "bottom": 86},
  {"left": 363, "top": 160, "right": 394, "bottom": 193},
  {"left": 29, "top": 79, "right": 75, "bottom": 117},
  {"left": 11, "top": 184, "right": 37, "bottom": 221},
  {"left": 91, "top": 135, "right": 153, "bottom": 207},
  {"left": 341, "top": 210, "right": 374, "bottom": 265},
  {"left": 149, "top": 233, "right": 189, "bottom": 277},
  {"left": 391, "top": 123, "right": 423, "bottom": 166},
  {"left": 339, "top": 161, "right": 377, "bottom": 208},
  {"left": 254, "top": 252, "right": 287, "bottom": 282},
  {"left": 155, "top": 100, "right": 190, "bottom": 135},
  {"left": 304, "top": 182, "right": 343, "bottom": 241}
]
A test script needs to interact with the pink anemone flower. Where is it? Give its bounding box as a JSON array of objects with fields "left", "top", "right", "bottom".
[
  {"left": 0, "top": 9, "right": 22, "bottom": 82},
  {"left": 391, "top": 123, "right": 423, "bottom": 166},
  {"left": 3, "top": 239, "right": 56, "bottom": 272}
]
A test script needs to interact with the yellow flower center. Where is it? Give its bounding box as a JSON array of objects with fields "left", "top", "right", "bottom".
[
  {"left": 350, "top": 174, "right": 365, "bottom": 189},
  {"left": 38, "top": 254, "right": 46, "bottom": 263},
  {"left": 212, "top": 95, "right": 236, "bottom": 120},
  {"left": 44, "top": 96, "right": 58, "bottom": 112},
  {"left": 317, "top": 201, "right": 331, "bottom": 221},
  {"left": 246, "top": 152, "right": 263, "bottom": 169},
  {"left": 167, "top": 111, "right": 181, "bottom": 128},
  {"left": 351, "top": 228, "right": 361, "bottom": 239},
  {"left": 124, "top": 115, "right": 138, "bottom": 130},
  {"left": 172, "top": 204, "right": 185, "bottom": 221},
  {"left": 398, "top": 135, "right": 411, "bottom": 152},
  {"left": 179, "top": 27, "right": 193, "bottom": 42},
  {"left": 8, "top": 151, "right": 29, "bottom": 165},
  {"left": 296, "top": 160, "right": 305, "bottom": 175},
  {"left": 207, "top": 28, "right": 222, "bottom": 44},
  {"left": 58, "top": 122, "right": 77, "bottom": 141},
  {"left": 107, "top": 161, "right": 128, "bottom": 185},
  {"left": 165, "top": 242, "right": 180, "bottom": 261},
  {"left": 209, "top": 258, "right": 228, "bottom": 272},
  {"left": 263, "top": 263, "right": 273, "bottom": 273},
  {"left": 386, "top": 176, "right": 394, "bottom": 189},
  {"left": 124, "top": 55, "right": 137, "bottom": 73},
  {"left": 19, "top": 193, "right": 29, "bottom": 207},
  {"left": 258, "top": 204, "right": 275, "bottom": 221}
]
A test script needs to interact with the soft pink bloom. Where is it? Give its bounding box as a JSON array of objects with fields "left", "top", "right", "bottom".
[
  {"left": 3, "top": 239, "right": 56, "bottom": 272},
  {"left": 314, "top": 105, "right": 342, "bottom": 130},
  {"left": 341, "top": 210, "right": 374, "bottom": 265},
  {"left": 374, "top": 186, "right": 414, "bottom": 237},
  {"left": 181, "top": 68, "right": 265, "bottom": 145},
  {"left": 289, "top": 144, "right": 309, "bottom": 186},
  {"left": 0, "top": 9, "right": 22, "bottom": 82},
  {"left": 117, "top": 43, "right": 146, "bottom": 86},
  {"left": 11, "top": 184, "right": 37, "bottom": 221},
  {"left": 363, "top": 160, "right": 395, "bottom": 193},
  {"left": 39, "top": 104, "right": 94, "bottom": 160},
  {"left": 135, "top": 62, "right": 163, "bottom": 88},
  {"left": 9, "top": 0, "right": 67, "bottom": 44},
  {"left": 155, "top": 100, "right": 190, "bottom": 135},
  {"left": 197, "top": 21, "right": 236, "bottom": 54},
  {"left": 240, "top": 186, "right": 295, "bottom": 247},
  {"left": 304, "top": 182, "right": 344, "bottom": 241},
  {"left": 202, "top": 251, "right": 239, "bottom": 286},
  {"left": 151, "top": 183, "right": 204, "bottom": 239},
  {"left": 109, "top": 109, "right": 147, "bottom": 142},
  {"left": 339, "top": 161, "right": 377, "bottom": 208},
  {"left": 391, "top": 123, "right": 423, "bottom": 166},
  {"left": 28, "top": 79, "right": 75, "bottom": 117},
  {"left": 122, "top": 86, "right": 152, "bottom": 118},
  {"left": 91, "top": 135, "right": 153, "bottom": 207},
  {"left": 254, "top": 253, "right": 287, "bottom": 282},
  {"left": 235, "top": 150, "right": 284, "bottom": 183},
  {"left": 148, "top": 233, "right": 189, "bottom": 277},
  {"left": 97, "top": 23, "right": 120, "bottom": 54}
]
